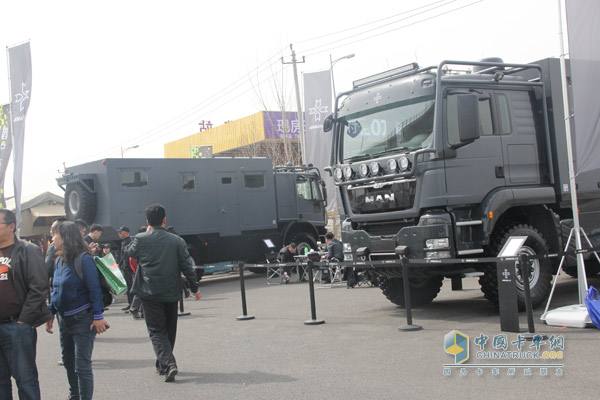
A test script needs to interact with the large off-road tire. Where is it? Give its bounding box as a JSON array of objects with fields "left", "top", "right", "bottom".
[
  {"left": 479, "top": 224, "right": 552, "bottom": 309},
  {"left": 291, "top": 233, "right": 317, "bottom": 256},
  {"left": 65, "top": 182, "right": 96, "bottom": 224},
  {"left": 380, "top": 276, "right": 443, "bottom": 307}
]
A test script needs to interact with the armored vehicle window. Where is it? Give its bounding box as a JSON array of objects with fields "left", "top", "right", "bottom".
[
  {"left": 244, "top": 174, "right": 265, "bottom": 189},
  {"left": 495, "top": 94, "right": 512, "bottom": 134},
  {"left": 296, "top": 178, "right": 313, "bottom": 200},
  {"left": 121, "top": 169, "right": 148, "bottom": 188},
  {"left": 221, "top": 177, "right": 232, "bottom": 184},
  {"left": 182, "top": 173, "right": 196, "bottom": 191},
  {"left": 478, "top": 98, "right": 493, "bottom": 136}
]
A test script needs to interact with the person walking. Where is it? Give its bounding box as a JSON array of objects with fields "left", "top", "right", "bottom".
[
  {"left": 46, "top": 221, "right": 110, "bottom": 400},
  {"left": 0, "top": 209, "right": 51, "bottom": 400},
  {"left": 117, "top": 226, "right": 133, "bottom": 311},
  {"left": 126, "top": 204, "right": 201, "bottom": 382}
]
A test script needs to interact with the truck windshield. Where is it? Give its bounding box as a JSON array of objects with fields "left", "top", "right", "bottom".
[{"left": 341, "top": 96, "right": 434, "bottom": 162}]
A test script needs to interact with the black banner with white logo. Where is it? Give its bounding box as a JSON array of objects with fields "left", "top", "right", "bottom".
[
  {"left": 8, "top": 42, "right": 32, "bottom": 226},
  {"left": 0, "top": 105, "right": 12, "bottom": 209}
]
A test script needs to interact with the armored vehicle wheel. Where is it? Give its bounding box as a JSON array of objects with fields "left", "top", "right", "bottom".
[
  {"left": 65, "top": 182, "right": 96, "bottom": 224},
  {"left": 292, "top": 233, "right": 317, "bottom": 255},
  {"left": 380, "top": 276, "right": 443, "bottom": 307},
  {"left": 479, "top": 224, "right": 552, "bottom": 309}
]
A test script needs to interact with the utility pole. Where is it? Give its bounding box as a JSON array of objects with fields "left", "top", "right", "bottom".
[{"left": 282, "top": 44, "right": 306, "bottom": 165}]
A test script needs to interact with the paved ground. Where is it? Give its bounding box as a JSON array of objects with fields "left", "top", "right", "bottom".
[{"left": 22, "top": 272, "right": 600, "bottom": 399}]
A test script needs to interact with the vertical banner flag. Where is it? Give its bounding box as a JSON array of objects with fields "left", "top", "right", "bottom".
[
  {"left": 0, "top": 105, "right": 13, "bottom": 208},
  {"left": 303, "top": 70, "right": 336, "bottom": 210},
  {"left": 565, "top": 1, "right": 600, "bottom": 181},
  {"left": 8, "top": 42, "right": 32, "bottom": 228}
]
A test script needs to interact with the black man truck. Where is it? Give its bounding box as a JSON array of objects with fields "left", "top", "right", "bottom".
[
  {"left": 57, "top": 158, "right": 327, "bottom": 272},
  {"left": 324, "top": 58, "right": 600, "bottom": 308}
]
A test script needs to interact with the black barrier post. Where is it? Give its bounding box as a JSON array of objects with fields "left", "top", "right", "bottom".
[
  {"left": 236, "top": 262, "right": 255, "bottom": 321},
  {"left": 518, "top": 253, "right": 548, "bottom": 340},
  {"left": 178, "top": 291, "right": 191, "bottom": 317},
  {"left": 451, "top": 276, "right": 463, "bottom": 291},
  {"left": 304, "top": 261, "right": 325, "bottom": 325},
  {"left": 497, "top": 258, "right": 520, "bottom": 333},
  {"left": 396, "top": 246, "right": 422, "bottom": 332},
  {"left": 519, "top": 253, "right": 535, "bottom": 334}
]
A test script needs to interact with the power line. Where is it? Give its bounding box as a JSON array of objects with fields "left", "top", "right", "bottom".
[
  {"left": 132, "top": 63, "right": 294, "bottom": 148},
  {"left": 301, "top": 0, "right": 482, "bottom": 57},
  {"left": 120, "top": 45, "right": 289, "bottom": 146},
  {"left": 296, "top": 0, "right": 454, "bottom": 45},
  {"left": 126, "top": 0, "right": 486, "bottom": 152},
  {"left": 74, "top": 0, "right": 486, "bottom": 164}
]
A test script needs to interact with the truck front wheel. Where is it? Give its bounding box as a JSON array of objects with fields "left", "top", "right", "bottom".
[
  {"left": 291, "top": 233, "right": 317, "bottom": 256},
  {"left": 479, "top": 224, "right": 552, "bottom": 309},
  {"left": 380, "top": 276, "right": 443, "bottom": 307}
]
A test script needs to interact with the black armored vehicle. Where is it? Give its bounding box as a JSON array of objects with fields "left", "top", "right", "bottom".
[
  {"left": 57, "top": 158, "right": 327, "bottom": 268},
  {"left": 324, "top": 58, "right": 600, "bottom": 308}
]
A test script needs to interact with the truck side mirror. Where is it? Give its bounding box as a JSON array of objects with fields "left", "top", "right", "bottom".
[
  {"left": 455, "top": 94, "right": 481, "bottom": 147},
  {"left": 321, "top": 180, "right": 328, "bottom": 206},
  {"left": 323, "top": 114, "right": 334, "bottom": 132}
]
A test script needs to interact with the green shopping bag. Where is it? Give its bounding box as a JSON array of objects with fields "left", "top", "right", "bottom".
[{"left": 94, "top": 253, "right": 127, "bottom": 295}]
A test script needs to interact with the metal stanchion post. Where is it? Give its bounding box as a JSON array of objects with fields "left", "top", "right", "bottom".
[
  {"left": 237, "top": 262, "right": 255, "bottom": 321},
  {"left": 451, "top": 276, "right": 463, "bottom": 291},
  {"left": 304, "top": 261, "right": 325, "bottom": 325},
  {"left": 396, "top": 246, "right": 422, "bottom": 331},
  {"left": 178, "top": 290, "right": 191, "bottom": 317},
  {"left": 519, "top": 254, "right": 546, "bottom": 340}
]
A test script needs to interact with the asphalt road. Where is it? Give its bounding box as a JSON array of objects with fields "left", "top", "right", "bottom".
[{"left": 22, "top": 273, "right": 600, "bottom": 400}]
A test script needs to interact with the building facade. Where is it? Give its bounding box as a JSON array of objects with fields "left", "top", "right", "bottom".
[{"left": 164, "top": 111, "right": 300, "bottom": 165}]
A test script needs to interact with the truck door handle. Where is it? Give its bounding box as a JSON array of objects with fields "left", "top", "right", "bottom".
[{"left": 495, "top": 166, "right": 505, "bottom": 178}]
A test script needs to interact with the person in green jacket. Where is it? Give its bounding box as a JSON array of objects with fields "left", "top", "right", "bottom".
[{"left": 126, "top": 204, "right": 200, "bottom": 382}]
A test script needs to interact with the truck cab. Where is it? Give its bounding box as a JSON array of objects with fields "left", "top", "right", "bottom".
[{"left": 325, "top": 59, "right": 600, "bottom": 308}]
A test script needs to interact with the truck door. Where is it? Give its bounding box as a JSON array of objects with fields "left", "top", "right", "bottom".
[
  {"left": 444, "top": 90, "right": 506, "bottom": 206},
  {"left": 497, "top": 90, "right": 542, "bottom": 185},
  {"left": 216, "top": 173, "right": 241, "bottom": 236},
  {"left": 295, "top": 175, "right": 325, "bottom": 224}
]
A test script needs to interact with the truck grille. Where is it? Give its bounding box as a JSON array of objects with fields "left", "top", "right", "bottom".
[
  {"left": 355, "top": 220, "right": 416, "bottom": 236},
  {"left": 347, "top": 180, "right": 416, "bottom": 214}
]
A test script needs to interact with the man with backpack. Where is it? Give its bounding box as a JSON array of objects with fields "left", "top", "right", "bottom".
[{"left": 126, "top": 204, "right": 201, "bottom": 382}]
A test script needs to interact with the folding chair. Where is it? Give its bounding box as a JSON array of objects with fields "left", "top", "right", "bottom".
[{"left": 266, "top": 260, "right": 284, "bottom": 285}]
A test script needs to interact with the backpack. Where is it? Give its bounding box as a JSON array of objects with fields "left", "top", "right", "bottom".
[{"left": 73, "top": 252, "right": 113, "bottom": 308}]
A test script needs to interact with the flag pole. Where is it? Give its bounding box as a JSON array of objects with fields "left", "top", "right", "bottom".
[
  {"left": 557, "top": 0, "right": 588, "bottom": 303},
  {"left": 5, "top": 46, "right": 15, "bottom": 215}
]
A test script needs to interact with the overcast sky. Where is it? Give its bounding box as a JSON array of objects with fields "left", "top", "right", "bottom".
[{"left": 0, "top": 0, "right": 561, "bottom": 200}]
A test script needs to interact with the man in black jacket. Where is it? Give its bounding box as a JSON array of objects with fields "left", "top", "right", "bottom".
[
  {"left": 126, "top": 204, "right": 200, "bottom": 382},
  {"left": 0, "top": 209, "right": 51, "bottom": 399}
]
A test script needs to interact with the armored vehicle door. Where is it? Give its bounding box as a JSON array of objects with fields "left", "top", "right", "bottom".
[
  {"left": 295, "top": 175, "right": 326, "bottom": 225},
  {"left": 216, "top": 172, "right": 241, "bottom": 236},
  {"left": 444, "top": 89, "right": 507, "bottom": 206}
]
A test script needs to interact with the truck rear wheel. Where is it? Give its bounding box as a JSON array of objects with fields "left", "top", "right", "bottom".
[
  {"left": 480, "top": 224, "right": 552, "bottom": 309},
  {"left": 65, "top": 182, "right": 96, "bottom": 224},
  {"left": 291, "top": 233, "right": 317, "bottom": 256},
  {"left": 380, "top": 276, "right": 443, "bottom": 307},
  {"left": 564, "top": 229, "right": 600, "bottom": 277}
]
